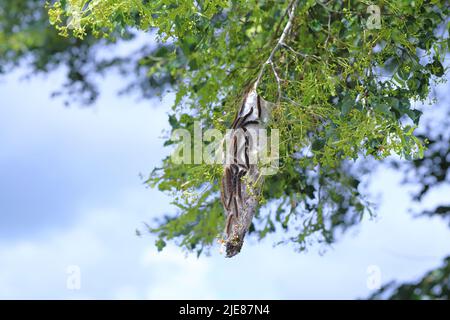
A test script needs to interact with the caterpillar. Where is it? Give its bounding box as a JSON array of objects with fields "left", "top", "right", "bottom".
[{"left": 220, "top": 83, "right": 274, "bottom": 257}]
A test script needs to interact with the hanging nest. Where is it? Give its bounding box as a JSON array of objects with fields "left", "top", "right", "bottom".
[{"left": 220, "top": 84, "right": 275, "bottom": 257}]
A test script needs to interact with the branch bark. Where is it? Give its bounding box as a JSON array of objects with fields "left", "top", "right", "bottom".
[
  {"left": 220, "top": 0, "right": 299, "bottom": 257},
  {"left": 255, "top": 0, "right": 299, "bottom": 97}
]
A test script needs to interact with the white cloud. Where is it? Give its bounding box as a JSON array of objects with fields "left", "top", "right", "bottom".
[
  {"left": 0, "top": 66, "right": 449, "bottom": 300},
  {"left": 0, "top": 169, "right": 449, "bottom": 299},
  {"left": 141, "top": 247, "right": 215, "bottom": 299}
]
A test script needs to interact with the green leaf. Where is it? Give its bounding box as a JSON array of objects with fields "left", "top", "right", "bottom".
[
  {"left": 309, "top": 19, "right": 322, "bottom": 32},
  {"left": 426, "top": 58, "right": 444, "bottom": 77},
  {"left": 340, "top": 95, "right": 354, "bottom": 116},
  {"left": 155, "top": 238, "right": 166, "bottom": 252}
]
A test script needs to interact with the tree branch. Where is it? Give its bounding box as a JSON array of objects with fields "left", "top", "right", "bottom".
[{"left": 255, "top": 0, "right": 299, "bottom": 94}]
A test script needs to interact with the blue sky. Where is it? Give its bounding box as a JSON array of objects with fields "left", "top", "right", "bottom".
[{"left": 0, "top": 58, "right": 449, "bottom": 299}]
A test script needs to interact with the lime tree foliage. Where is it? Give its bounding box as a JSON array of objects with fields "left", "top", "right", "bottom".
[
  {"left": 46, "top": 0, "right": 450, "bottom": 256},
  {"left": 0, "top": 0, "right": 178, "bottom": 105},
  {"left": 369, "top": 87, "right": 450, "bottom": 300}
]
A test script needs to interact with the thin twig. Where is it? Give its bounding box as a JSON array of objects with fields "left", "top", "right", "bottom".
[
  {"left": 324, "top": 13, "right": 331, "bottom": 47},
  {"left": 270, "top": 61, "right": 282, "bottom": 103},
  {"left": 255, "top": 0, "right": 299, "bottom": 92},
  {"left": 280, "top": 42, "right": 322, "bottom": 62}
]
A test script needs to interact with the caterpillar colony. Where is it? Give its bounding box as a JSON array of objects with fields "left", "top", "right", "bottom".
[
  {"left": 220, "top": 0, "right": 298, "bottom": 257},
  {"left": 220, "top": 84, "right": 274, "bottom": 257}
]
